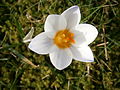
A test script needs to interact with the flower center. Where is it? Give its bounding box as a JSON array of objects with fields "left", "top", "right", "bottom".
[{"left": 53, "top": 29, "right": 75, "bottom": 49}]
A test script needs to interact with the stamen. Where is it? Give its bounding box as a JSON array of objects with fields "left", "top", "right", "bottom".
[
  {"left": 53, "top": 29, "right": 75, "bottom": 49},
  {"left": 62, "top": 34, "right": 65, "bottom": 37}
]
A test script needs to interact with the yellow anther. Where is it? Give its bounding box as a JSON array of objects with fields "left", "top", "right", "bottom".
[
  {"left": 54, "top": 29, "right": 75, "bottom": 49},
  {"left": 62, "top": 34, "right": 66, "bottom": 37}
]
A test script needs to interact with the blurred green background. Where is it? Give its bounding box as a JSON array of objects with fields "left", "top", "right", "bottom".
[{"left": 0, "top": 0, "right": 120, "bottom": 90}]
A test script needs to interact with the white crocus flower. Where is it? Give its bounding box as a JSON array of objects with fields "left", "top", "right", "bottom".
[{"left": 28, "top": 6, "right": 98, "bottom": 70}]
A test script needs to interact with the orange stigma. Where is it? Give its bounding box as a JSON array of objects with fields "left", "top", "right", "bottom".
[{"left": 54, "top": 29, "right": 75, "bottom": 49}]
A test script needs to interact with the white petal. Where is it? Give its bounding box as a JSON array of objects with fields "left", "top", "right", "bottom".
[
  {"left": 75, "top": 24, "right": 98, "bottom": 45},
  {"left": 70, "top": 46, "right": 94, "bottom": 62},
  {"left": 45, "top": 32, "right": 55, "bottom": 39},
  {"left": 71, "top": 30, "right": 86, "bottom": 47},
  {"left": 70, "top": 46, "right": 82, "bottom": 60},
  {"left": 61, "top": 5, "right": 81, "bottom": 29},
  {"left": 44, "top": 15, "right": 67, "bottom": 32},
  {"left": 49, "top": 48, "right": 72, "bottom": 70},
  {"left": 28, "top": 32, "right": 54, "bottom": 54}
]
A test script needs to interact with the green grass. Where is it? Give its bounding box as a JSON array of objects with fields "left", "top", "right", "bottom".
[{"left": 0, "top": 0, "right": 120, "bottom": 90}]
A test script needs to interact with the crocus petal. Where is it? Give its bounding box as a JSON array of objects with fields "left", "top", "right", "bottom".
[
  {"left": 49, "top": 48, "right": 72, "bottom": 70},
  {"left": 75, "top": 24, "right": 98, "bottom": 45},
  {"left": 61, "top": 5, "right": 81, "bottom": 29},
  {"left": 71, "top": 30, "right": 86, "bottom": 47},
  {"left": 70, "top": 46, "right": 82, "bottom": 60},
  {"left": 44, "top": 15, "right": 67, "bottom": 32},
  {"left": 71, "top": 46, "right": 94, "bottom": 62},
  {"left": 28, "top": 32, "right": 55, "bottom": 54},
  {"left": 45, "top": 32, "right": 55, "bottom": 39}
]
